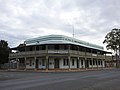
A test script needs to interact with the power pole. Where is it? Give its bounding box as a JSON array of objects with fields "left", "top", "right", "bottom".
[{"left": 72, "top": 25, "right": 74, "bottom": 38}]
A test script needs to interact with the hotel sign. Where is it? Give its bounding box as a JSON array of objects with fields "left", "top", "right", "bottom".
[
  {"left": 92, "top": 54, "right": 97, "bottom": 56},
  {"left": 48, "top": 50, "right": 68, "bottom": 54}
]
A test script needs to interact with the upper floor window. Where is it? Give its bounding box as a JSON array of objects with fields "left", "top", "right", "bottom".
[
  {"left": 54, "top": 45, "right": 59, "bottom": 50},
  {"left": 36, "top": 46, "right": 39, "bottom": 50},
  {"left": 39, "top": 45, "right": 46, "bottom": 50}
]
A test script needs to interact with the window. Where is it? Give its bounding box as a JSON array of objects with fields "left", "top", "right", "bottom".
[
  {"left": 64, "top": 45, "right": 67, "bottom": 50},
  {"left": 101, "top": 61, "right": 103, "bottom": 65},
  {"left": 55, "top": 45, "right": 59, "bottom": 50},
  {"left": 96, "top": 60, "right": 98, "bottom": 65},
  {"left": 30, "top": 47, "right": 33, "bottom": 51},
  {"left": 40, "top": 45, "right": 46, "bottom": 50},
  {"left": 63, "top": 59, "right": 69, "bottom": 66},
  {"left": 29, "top": 60, "right": 32, "bottom": 66},
  {"left": 98, "top": 60, "right": 101, "bottom": 65},
  {"left": 81, "top": 60, "right": 83, "bottom": 65},
  {"left": 42, "top": 59, "right": 45, "bottom": 66},
  {"left": 39, "top": 60, "right": 42, "bottom": 65},
  {"left": 90, "top": 60, "right": 92, "bottom": 65},
  {"left": 72, "top": 59, "right": 74, "bottom": 66},
  {"left": 93, "top": 60, "right": 94, "bottom": 65},
  {"left": 36, "top": 46, "right": 39, "bottom": 50}
]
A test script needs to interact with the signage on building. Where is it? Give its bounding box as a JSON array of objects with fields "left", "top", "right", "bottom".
[{"left": 48, "top": 50, "right": 68, "bottom": 54}]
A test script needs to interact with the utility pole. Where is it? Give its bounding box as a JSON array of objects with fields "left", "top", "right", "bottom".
[
  {"left": 72, "top": 25, "right": 74, "bottom": 38},
  {"left": 72, "top": 24, "right": 75, "bottom": 43}
]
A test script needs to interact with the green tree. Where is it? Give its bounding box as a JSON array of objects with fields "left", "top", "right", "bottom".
[
  {"left": 103, "top": 28, "right": 120, "bottom": 67},
  {"left": 0, "top": 40, "right": 9, "bottom": 66}
]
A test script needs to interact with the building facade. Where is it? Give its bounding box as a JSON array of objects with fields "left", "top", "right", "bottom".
[{"left": 9, "top": 35, "right": 112, "bottom": 70}]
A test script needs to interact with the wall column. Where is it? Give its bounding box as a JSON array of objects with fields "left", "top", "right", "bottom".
[
  {"left": 77, "top": 57, "right": 80, "bottom": 70},
  {"left": 91, "top": 58, "right": 93, "bottom": 69},
  {"left": 97, "top": 59, "right": 99, "bottom": 68},
  {"left": 46, "top": 56, "right": 49, "bottom": 71},
  {"left": 16, "top": 58, "right": 19, "bottom": 70},
  {"left": 105, "top": 53, "right": 106, "bottom": 68},
  {"left": 34, "top": 57, "right": 37, "bottom": 71},
  {"left": 97, "top": 50, "right": 98, "bottom": 69},
  {"left": 68, "top": 45, "right": 71, "bottom": 70},
  {"left": 68, "top": 56, "right": 71, "bottom": 70},
  {"left": 46, "top": 45, "right": 49, "bottom": 71},
  {"left": 24, "top": 57, "right": 27, "bottom": 70}
]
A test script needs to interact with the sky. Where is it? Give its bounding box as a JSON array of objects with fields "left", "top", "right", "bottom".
[{"left": 0, "top": 0, "right": 120, "bottom": 49}]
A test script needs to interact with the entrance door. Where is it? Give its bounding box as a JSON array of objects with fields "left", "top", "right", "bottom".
[
  {"left": 35, "top": 59, "right": 39, "bottom": 69},
  {"left": 85, "top": 60, "right": 89, "bottom": 68},
  {"left": 54, "top": 58, "right": 59, "bottom": 68}
]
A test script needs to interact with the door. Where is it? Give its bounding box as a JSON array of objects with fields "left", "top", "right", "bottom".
[
  {"left": 35, "top": 59, "right": 39, "bottom": 69},
  {"left": 54, "top": 58, "right": 59, "bottom": 68},
  {"left": 85, "top": 60, "right": 89, "bottom": 68}
]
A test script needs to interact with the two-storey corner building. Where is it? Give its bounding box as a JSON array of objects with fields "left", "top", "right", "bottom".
[{"left": 9, "top": 35, "right": 112, "bottom": 70}]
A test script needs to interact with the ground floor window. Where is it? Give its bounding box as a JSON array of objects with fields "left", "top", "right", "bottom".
[
  {"left": 39, "top": 59, "right": 45, "bottom": 66},
  {"left": 81, "top": 60, "right": 83, "bottom": 65},
  {"left": 98, "top": 60, "right": 101, "bottom": 65},
  {"left": 96, "top": 60, "right": 97, "bottom": 65},
  {"left": 93, "top": 60, "right": 95, "bottom": 65},
  {"left": 90, "top": 60, "right": 92, "bottom": 65},
  {"left": 63, "top": 59, "right": 69, "bottom": 66},
  {"left": 72, "top": 59, "right": 74, "bottom": 66},
  {"left": 29, "top": 60, "right": 32, "bottom": 66},
  {"left": 42, "top": 59, "right": 45, "bottom": 66},
  {"left": 101, "top": 61, "right": 103, "bottom": 65}
]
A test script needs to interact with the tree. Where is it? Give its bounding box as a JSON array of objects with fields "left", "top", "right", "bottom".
[
  {"left": 0, "top": 40, "right": 9, "bottom": 65},
  {"left": 103, "top": 28, "right": 120, "bottom": 67}
]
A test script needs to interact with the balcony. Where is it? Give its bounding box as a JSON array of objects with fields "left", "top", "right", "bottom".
[
  {"left": 98, "top": 54, "right": 105, "bottom": 59},
  {"left": 48, "top": 50, "right": 68, "bottom": 54},
  {"left": 105, "top": 56, "right": 112, "bottom": 61},
  {"left": 9, "top": 50, "right": 47, "bottom": 58},
  {"left": 86, "top": 52, "right": 92, "bottom": 56},
  {"left": 9, "top": 50, "right": 107, "bottom": 59}
]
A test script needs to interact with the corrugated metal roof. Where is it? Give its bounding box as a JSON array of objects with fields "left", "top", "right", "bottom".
[{"left": 25, "top": 35, "right": 104, "bottom": 50}]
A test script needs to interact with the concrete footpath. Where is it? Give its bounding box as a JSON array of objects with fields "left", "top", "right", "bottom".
[{"left": 0, "top": 67, "right": 114, "bottom": 72}]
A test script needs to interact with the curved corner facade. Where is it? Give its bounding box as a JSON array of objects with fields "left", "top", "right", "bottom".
[{"left": 9, "top": 35, "right": 112, "bottom": 70}]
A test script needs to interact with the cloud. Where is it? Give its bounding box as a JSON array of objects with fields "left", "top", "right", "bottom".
[{"left": 0, "top": 0, "right": 120, "bottom": 49}]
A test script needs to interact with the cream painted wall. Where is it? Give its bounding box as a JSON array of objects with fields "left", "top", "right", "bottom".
[
  {"left": 26, "top": 59, "right": 35, "bottom": 69},
  {"left": 59, "top": 59, "right": 69, "bottom": 69},
  {"left": 38, "top": 59, "right": 46, "bottom": 69},
  {"left": 49, "top": 58, "right": 54, "bottom": 69},
  {"left": 70, "top": 59, "right": 77, "bottom": 68},
  {"left": 25, "top": 57, "right": 105, "bottom": 69}
]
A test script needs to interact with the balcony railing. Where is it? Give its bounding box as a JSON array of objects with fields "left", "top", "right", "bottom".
[
  {"left": 9, "top": 50, "right": 106, "bottom": 59},
  {"left": 86, "top": 52, "right": 92, "bottom": 56},
  {"left": 9, "top": 50, "right": 47, "bottom": 57},
  {"left": 105, "top": 56, "right": 112, "bottom": 61},
  {"left": 48, "top": 50, "right": 68, "bottom": 54}
]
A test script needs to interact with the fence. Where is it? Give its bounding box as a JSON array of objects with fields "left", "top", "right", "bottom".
[{"left": 0, "top": 63, "right": 17, "bottom": 69}]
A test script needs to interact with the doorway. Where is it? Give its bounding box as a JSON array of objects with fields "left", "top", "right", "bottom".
[
  {"left": 85, "top": 60, "right": 89, "bottom": 68},
  {"left": 35, "top": 59, "right": 39, "bottom": 69},
  {"left": 54, "top": 58, "right": 59, "bottom": 68}
]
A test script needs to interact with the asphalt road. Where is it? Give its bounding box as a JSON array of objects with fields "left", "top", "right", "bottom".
[{"left": 0, "top": 69, "right": 120, "bottom": 90}]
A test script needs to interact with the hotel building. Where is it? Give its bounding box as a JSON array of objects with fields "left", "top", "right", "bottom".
[{"left": 9, "top": 35, "right": 112, "bottom": 70}]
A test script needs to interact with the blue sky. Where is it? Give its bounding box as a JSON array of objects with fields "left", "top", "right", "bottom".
[{"left": 0, "top": 0, "right": 120, "bottom": 48}]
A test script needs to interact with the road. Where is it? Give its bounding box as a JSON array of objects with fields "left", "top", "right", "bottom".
[{"left": 0, "top": 69, "right": 120, "bottom": 90}]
